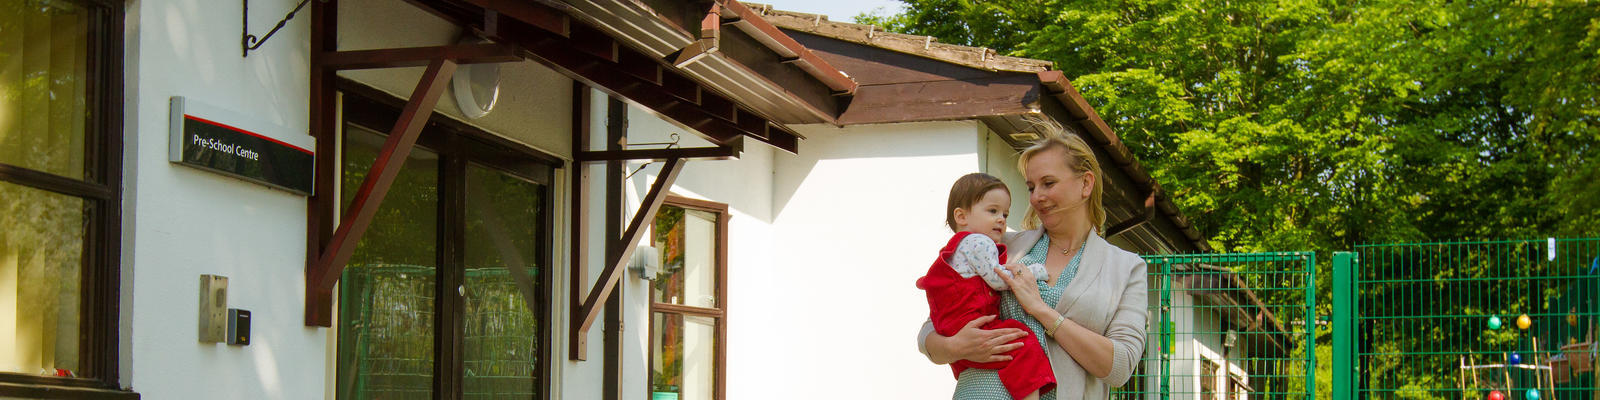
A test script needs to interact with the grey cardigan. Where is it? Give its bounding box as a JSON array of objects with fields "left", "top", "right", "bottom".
[{"left": 918, "top": 230, "right": 1149, "bottom": 400}]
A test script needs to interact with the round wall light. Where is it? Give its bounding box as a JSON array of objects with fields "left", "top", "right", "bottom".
[{"left": 452, "top": 38, "right": 502, "bottom": 119}]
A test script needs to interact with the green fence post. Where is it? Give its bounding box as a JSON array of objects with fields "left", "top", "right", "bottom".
[
  {"left": 1332, "top": 252, "right": 1356, "bottom": 400},
  {"left": 1156, "top": 258, "right": 1173, "bottom": 400},
  {"left": 1303, "top": 253, "right": 1317, "bottom": 400}
]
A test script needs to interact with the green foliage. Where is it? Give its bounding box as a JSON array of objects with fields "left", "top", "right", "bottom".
[
  {"left": 865, "top": 1, "right": 1600, "bottom": 394},
  {"left": 859, "top": 0, "right": 1600, "bottom": 255}
]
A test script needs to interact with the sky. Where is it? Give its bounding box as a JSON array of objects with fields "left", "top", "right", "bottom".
[{"left": 757, "top": 0, "right": 905, "bottom": 23}]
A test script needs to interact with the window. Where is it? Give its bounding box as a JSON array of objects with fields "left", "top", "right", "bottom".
[
  {"left": 1200, "top": 356, "right": 1221, "bottom": 400},
  {"left": 0, "top": 0, "right": 126, "bottom": 396},
  {"left": 1228, "top": 372, "right": 1250, "bottom": 400},
  {"left": 648, "top": 196, "right": 728, "bottom": 400},
  {"left": 334, "top": 89, "right": 556, "bottom": 400}
]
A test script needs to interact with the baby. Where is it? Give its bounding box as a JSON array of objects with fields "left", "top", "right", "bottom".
[{"left": 917, "top": 173, "right": 1054, "bottom": 400}]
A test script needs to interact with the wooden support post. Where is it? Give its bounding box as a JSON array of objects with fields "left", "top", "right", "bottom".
[
  {"left": 570, "top": 158, "right": 685, "bottom": 352},
  {"left": 307, "top": 59, "right": 457, "bottom": 315},
  {"left": 602, "top": 99, "right": 625, "bottom": 397},
  {"left": 568, "top": 82, "right": 592, "bottom": 360},
  {"left": 602, "top": 288, "right": 621, "bottom": 400},
  {"left": 305, "top": 0, "right": 339, "bottom": 327}
]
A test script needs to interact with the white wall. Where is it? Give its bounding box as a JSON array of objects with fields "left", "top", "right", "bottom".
[
  {"left": 567, "top": 113, "right": 995, "bottom": 400},
  {"left": 753, "top": 121, "right": 984, "bottom": 399},
  {"left": 981, "top": 124, "right": 1031, "bottom": 231},
  {"left": 123, "top": 0, "right": 325, "bottom": 398}
]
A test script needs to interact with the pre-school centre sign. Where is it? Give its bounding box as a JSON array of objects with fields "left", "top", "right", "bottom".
[{"left": 169, "top": 97, "right": 315, "bottom": 195}]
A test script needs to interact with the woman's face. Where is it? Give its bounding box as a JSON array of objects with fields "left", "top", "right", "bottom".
[{"left": 1024, "top": 147, "right": 1092, "bottom": 231}]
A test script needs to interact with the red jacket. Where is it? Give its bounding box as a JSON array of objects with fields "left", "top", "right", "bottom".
[{"left": 918, "top": 231, "right": 1055, "bottom": 398}]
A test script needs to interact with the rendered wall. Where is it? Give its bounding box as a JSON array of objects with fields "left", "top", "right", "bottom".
[
  {"left": 123, "top": 0, "right": 325, "bottom": 398},
  {"left": 981, "top": 124, "right": 1032, "bottom": 228},
  {"left": 760, "top": 121, "right": 986, "bottom": 399}
]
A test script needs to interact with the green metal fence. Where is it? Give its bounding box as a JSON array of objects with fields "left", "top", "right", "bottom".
[
  {"left": 1116, "top": 253, "right": 1318, "bottom": 400},
  {"left": 1338, "top": 239, "right": 1600, "bottom": 400}
]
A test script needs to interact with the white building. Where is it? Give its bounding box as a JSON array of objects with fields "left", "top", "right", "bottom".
[{"left": 0, "top": 1, "right": 1218, "bottom": 399}]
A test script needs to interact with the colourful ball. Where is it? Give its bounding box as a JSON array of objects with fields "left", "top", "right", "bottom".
[
  {"left": 1508, "top": 353, "right": 1521, "bottom": 365},
  {"left": 1527, "top": 389, "right": 1541, "bottom": 400},
  {"left": 1488, "top": 315, "right": 1503, "bottom": 330},
  {"left": 1488, "top": 390, "right": 1505, "bottom": 400},
  {"left": 1517, "top": 314, "right": 1532, "bottom": 330}
]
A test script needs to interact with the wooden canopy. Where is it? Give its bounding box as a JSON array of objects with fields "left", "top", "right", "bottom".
[{"left": 304, "top": 0, "right": 854, "bottom": 333}]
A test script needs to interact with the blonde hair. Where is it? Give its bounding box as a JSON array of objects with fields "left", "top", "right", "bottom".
[{"left": 1016, "top": 119, "right": 1106, "bottom": 232}]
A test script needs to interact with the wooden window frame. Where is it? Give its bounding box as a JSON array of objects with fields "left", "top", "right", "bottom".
[
  {"left": 646, "top": 195, "right": 730, "bottom": 400},
  {"left": 0, "top": 0, "right": 132, "bottom": 398},
  {"left": 335, "top": 82, "right": 558, "bottom": 400}
]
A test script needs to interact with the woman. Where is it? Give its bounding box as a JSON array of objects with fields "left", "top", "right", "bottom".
[{"left": 918, "top": 126, "right": 1149, "bottom": 400}]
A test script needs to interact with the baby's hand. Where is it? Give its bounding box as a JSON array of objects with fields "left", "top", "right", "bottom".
[
  {"left": 1026, "top": 264, "right": 1049, "bottom": 282},
  {"left": 1001, "top": 263, "right": 1035, "bottom": 282},
  {"left": 999, "top": 262, "right": 1022, "bottom": 277}
]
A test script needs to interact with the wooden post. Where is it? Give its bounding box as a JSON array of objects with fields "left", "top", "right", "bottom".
[{"left": 305, "top": 58, "right": 457, "bottom": 325}]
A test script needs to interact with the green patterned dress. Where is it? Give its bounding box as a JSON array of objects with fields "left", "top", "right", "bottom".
[{"left": 951, "top": 236, "right": 1085, "bottom": 400}]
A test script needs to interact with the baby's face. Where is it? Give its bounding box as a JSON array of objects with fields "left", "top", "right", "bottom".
[{"left": 962, "top": 188, "right": 1011, "bottom": 243}]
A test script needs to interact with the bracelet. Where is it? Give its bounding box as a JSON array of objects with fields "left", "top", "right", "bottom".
[{"left": 1048, "top": 314, "right": 1067, "bottom": 337}]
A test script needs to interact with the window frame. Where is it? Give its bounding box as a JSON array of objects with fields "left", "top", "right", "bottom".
[
  {"left": 334, "top": 82, "right": 558, "bottom": 400},
  {"left": 0, "top": 0, "right": 130, "bottom": 397},
  {"left": 646, "top": 195, "right": 730, "bottom": 400}
]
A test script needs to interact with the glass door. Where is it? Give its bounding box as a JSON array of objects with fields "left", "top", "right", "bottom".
[
  {"left": 334, "top": 91, "right": 553, "bottom": 400},
  {"left": 336, "top": 124, "right": 440, "bottom": 400}
]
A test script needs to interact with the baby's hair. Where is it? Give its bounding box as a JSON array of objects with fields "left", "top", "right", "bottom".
[{"left": 945, "top": 173, "right": 1009, "bottom": 232}]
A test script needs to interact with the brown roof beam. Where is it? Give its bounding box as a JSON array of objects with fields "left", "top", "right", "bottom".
[
  {"left": 719, "top": 0, "right": 856, "bottom": 95},
  {"left": 458, "top": 0, "right": 570, "bottom": 36},
  {"left": 696, "top": 90, "right": 736, "bottom": 120},
  {"left": 494, "top": 19, "right": 800, "bottom": 151},
  {"left": 733, "top": 108, "right": 769, "bottom": 140},
  {"left": 1106, "top": 190, "right": 1158, "bottom": 238},
  {"left": 568, "top": 22, "right": 620, "bottom": 62},
  {"left": 321, "top": 43, "right": 520, "bottom": 70},
  {"left": 617, "top": 49, "right": 664, "bottom": 85},
  {"left": 660, "top": 71, "right": 703, "bottom": 104},
  {"left": 576, "top": 138, "right": 743, "bottom": 162}
]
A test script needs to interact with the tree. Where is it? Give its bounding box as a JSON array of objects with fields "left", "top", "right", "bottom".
[
  {"left": 861, "top": 0, "right": 1600, "bottom": 395},
  {"left": 859, "top": 0, "right": 1599, "bottom": 254}
]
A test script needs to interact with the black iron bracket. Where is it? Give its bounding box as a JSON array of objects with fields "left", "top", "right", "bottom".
[{"left": 242, "top": 0, "right": 315, "bottom": 57}]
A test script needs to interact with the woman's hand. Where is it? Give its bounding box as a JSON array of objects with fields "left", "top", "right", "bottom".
[
  {"left": 926, "top": 315, "right": 1028, "bottom": 364},
  {"left": 998, "top": 265, "right": 1049, "bottom": 315}
]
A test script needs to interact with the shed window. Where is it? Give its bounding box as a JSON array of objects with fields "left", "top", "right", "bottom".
[{"left": 649, "top": 196, "right": 728, "bottom": 400}]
